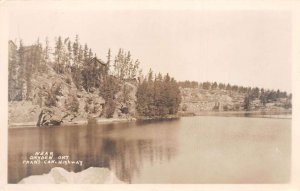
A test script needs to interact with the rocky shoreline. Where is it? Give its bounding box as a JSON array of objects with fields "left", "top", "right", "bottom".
[
  {"left": 9, "top": 117, "right": 137, "bottom": 128},
  {"left": 9, "top": 110, "right": 292, "bottom": 129}
]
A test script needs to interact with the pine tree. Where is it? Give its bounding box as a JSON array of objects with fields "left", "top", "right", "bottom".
[
  {"left": 42, "top": 37, "right": 50, "bottom": 69},
  {"left": 18, "top": 40, "right": 26, "bottom": 100},
  {"left": 66, "top": 40, "right": 72, "bottom": 72},
  {"left": 8, "top": 41, "right": 19, "bottom": 101},
  {"left": 136, "top": 71, "right": 181, "bottom": 117},
  {"left": 83, "top": 44, "right": 89, "bottom": 63},
  {"left": 54, "top": 36, "right": 63, "bottom": 73},
  {"left": 136, "top": 80, "right": 149, "bottom": 116},
  {"left": 226, "top": 83, "right": 231, "bottom": 91},
  {"left": 99, "top": 75, "right": 120, "bottom": 118},
  {"left": 106, "top": 49, "right": 111, "bottom": 75},
  {"left": 259, "top": 88, "right": 267, "bottom": 106},
  {"left": 71, "top": 35, "right": 83, "bottom": 88},
  {"left": 78, "top": 45, "right": 83, "bottom": 66},
  {"left": 202, "top": 82, "right": 211, "bottom": 90},
  {"left": 211, "top": 82, "right": 218, "bottom": 90},
  {"left": 243, "top": 95, "right": 252, "bottom": 111},
  {"left": 73, "top": 35, "right": 79, "bottom": 67},
  {"left": 33, "top": 38, "right": 42, "bottom": 72}
]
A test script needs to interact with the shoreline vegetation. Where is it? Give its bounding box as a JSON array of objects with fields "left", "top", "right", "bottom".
[
  {"left": 8, "top": 36, "right": 292, "bottom": 128},
  {"left": 9, "top": 111, "right": 292, "bottom": 128}
]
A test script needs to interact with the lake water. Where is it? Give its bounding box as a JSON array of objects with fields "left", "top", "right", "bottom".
[{"left": 8, "top": 116, "right": 291, "bottom": 184}]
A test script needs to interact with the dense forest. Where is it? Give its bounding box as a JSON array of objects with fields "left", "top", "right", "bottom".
[
  {"left": 136, "top": 70, "right": 181, "bottom": 117},
  {"left": 8, "top": 36, "right": 181, "bottom": 120}
]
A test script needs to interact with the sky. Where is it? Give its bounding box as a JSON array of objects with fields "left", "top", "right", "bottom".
[{"left": 8, "top": 8, "right": 292, "bottom": 92}]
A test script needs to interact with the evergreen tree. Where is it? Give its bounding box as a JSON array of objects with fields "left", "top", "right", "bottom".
[
  {"left": 218, "top": 83, "right": 225, "bottom": 90},
  {"left": 113, "top": 49, "right": 140, "bottom": 80},
  {"left": 202, "top": 82, "right": 211, "bottom": 90},
  {"left": 251, "top": 87, "right": 260, "bottom": 98},
  {"left": 243, "top": 95, "right": 252, "bottom": 111},
  {"left": 259, "top": 88, "right": 267, "bottom": 106},
  {"left": 211, "top": 82, "right": 218, "bottom": 90},
  {"left": 136, "top": 71, "right": 181, "bottom": 117},
  {"left": 40, "top": 37, "right": 50, "bottom": 72},
  {"left": 78, "top": 45, "right": 83, "bottom": 66},
  {"left": 66, "top": 40, "right": 73, "bottom": 72},
  {"left": 226, "top": 83, "right": 231, "bottom": 91},
  {"left": 83, "top": 44, "right": 89, "bottom": 63},
  {"left": 18, "top": 40, "right": 25, "bottom": 100},
  {"left": 99, "top": 75, "right": 120, "bottom": 118},
  {"left": 73, "top": 35, "right": 79, "bottom": 67},
  {"left": 54, "top": 36, "right": 63, "bottom": 73},
  {"left": 8, "top": 41, "right": 19, "bottom": 101},
  {"left": 106, "top": 49, "right": 111, "bottom": 74},
  {"left": 88, "top": 48, "right": 93, "bottom": 59}
]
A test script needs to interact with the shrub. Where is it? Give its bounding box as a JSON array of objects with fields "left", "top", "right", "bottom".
[
  {"left": 223, "top": 105, "right": 229, "bottom": 111},
  {"left": 182, "top": 104, "right": 188, "bottom": 111},
  {"left": 104, "top": 98, "right": 116, "bottom": 118},
  {"left": 44, "top": 92, "right": 57, "bottom": 107},
  {"left": 44, "top": 82, "right": 62, "bottom": 107},
  {"left": 65, "top": 77, "right": 72, "bottom": 85},
  {"left": 66, "top": 94, "right": 79, "bottom": 112}
]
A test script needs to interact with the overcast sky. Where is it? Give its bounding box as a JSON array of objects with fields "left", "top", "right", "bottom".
[{"left": 8, "top": 8, "right": 292, "bottom": 92}]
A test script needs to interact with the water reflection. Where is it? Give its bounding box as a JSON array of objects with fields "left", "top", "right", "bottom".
[
  {"left": 8, "top": 116, "right": 290, "bottom": 183},
  {"left": 8, "top": 119, "right": 179, "bottom": 183}
]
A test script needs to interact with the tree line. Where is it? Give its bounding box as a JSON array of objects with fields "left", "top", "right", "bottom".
[
  {"left": 178, "top": 81, "right": 290, "bottom": 99},
  {"left": 244, "top": 88, "right": 292, "bottom": 110},
  {"left": 178, "top": 80, "right": 292, "bottom": 110},
  {"left": 8, "top": 39, "right": 43, "bottom": 101}
]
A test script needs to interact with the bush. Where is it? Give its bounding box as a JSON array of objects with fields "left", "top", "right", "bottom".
[
  {"left": 44, "top": 82, "right": 62, "bottom": 107},
  {"left": 65, "top": 77, "right": 72, "bottom": 85},
  {"left": 223, "top": 105, "right": 229, "bottom": 111},
  {"left": 104, "top": 99, "right": 116, "bottom": 118},
  {"left": 45, "top": 92, "right": 57, "bottom": 107},
  {"left": 182, "top": 104, "right": 188, "bottom": 112},
  {"left": 284, "top": 101, "right": 292, "bottom": 109},
  {"left": 53, "top": 82, "right": 63, "bottom": 96},
  {"left": 66, "top": 94, "right": 79, "bottom": 112}
]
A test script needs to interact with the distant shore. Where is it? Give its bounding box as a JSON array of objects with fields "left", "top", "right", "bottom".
[
  {"left": 179, "top": 110, "right": 292, "bottom": 118},
  {"left": 136, "top": 115, "right": 180, "bottom": 121}
]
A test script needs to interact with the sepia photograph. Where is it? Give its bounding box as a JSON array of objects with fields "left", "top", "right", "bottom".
[{"left": 1, "top": 0, "right": 300, "bottom": 188}]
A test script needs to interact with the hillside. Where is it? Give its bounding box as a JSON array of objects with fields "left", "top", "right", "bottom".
[
  {"left": 178, "top": 87, "right": 292, "bottom": 116},
  {"left": 8, "top": 63, "right": 137, "bottom": 127},
  {"left": 8, "top": 37, "right": 181, "bottom": 127},
  {"left": 8, "top": 37, "right": 140, "bottom": 127}
]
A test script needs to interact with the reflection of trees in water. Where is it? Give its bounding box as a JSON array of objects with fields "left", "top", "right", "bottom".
[
  {"left": 8, "top": 122, "right": 179, "bottom": 183},
  {"left": 105, "top": 138, "right": 177, "bottom": 183}
]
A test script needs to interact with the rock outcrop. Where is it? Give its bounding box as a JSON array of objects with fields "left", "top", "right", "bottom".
[
  {"left": 179, "top": 88, "right": 292, "bottom": 115},
  {"left": 8, "top": 64, "right": 137, "bottom": 127}
]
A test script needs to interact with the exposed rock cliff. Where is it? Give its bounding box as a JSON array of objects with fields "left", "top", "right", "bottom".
[
  {"left": 179, "top": 87, "right": 292, "bottom": 115},
  {"left": 8, "top": 64, "right": 137, "bottom": 127}
]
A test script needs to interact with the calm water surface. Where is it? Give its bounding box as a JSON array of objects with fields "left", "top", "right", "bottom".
[{"left": 8, "top": 116, "right": 291, "bottom": 183}]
